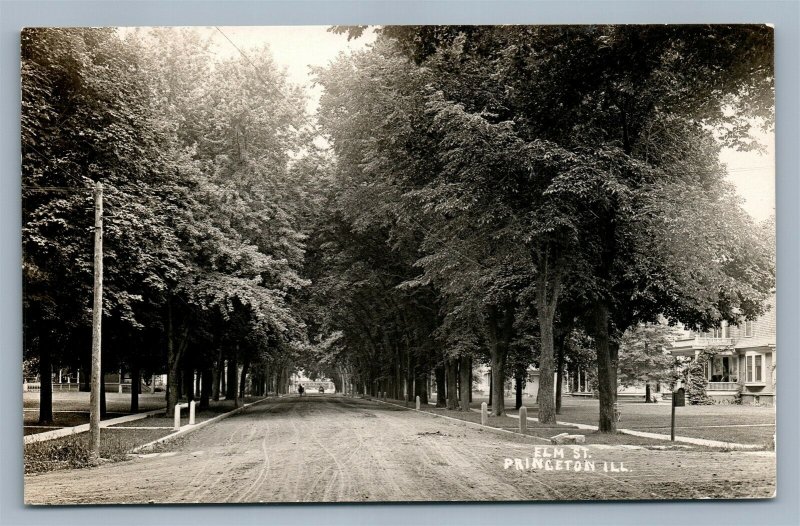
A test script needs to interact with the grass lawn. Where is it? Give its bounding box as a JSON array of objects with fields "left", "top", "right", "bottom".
[
  {"left": 23, "top": 392, "right": 167, "bottom": 435},
  {"left": 24, "top": 427, "right": 174, "bottom": 474},
  {"left": 24, "top": 393, "right": 264, "bottom": 435},
  {"left": 110, "top": 398, "right": 248, "bottom": 428},
  {"left": 433, "top": 394, "right": 775, "bottom": 445},
  {"left": 24, "top": 391, "right": 167, "bottom": 412},
  {"left": 383, "top": 398, "right": 710, "bottom": 448},
  {"left": 24, "top": 395, "right": 266, "bottom": 473}
]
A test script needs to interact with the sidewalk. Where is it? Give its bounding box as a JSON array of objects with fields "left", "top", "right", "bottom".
[
  {"left": 24, "top": 408, "right": 165, "bottom": 444},
  {"left": 500, "top": 410, "right": 764, "bottom": 450}
]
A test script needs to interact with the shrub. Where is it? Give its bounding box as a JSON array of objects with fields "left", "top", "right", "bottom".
[{"left": 684, "top": 348, "right": 718, "bottom": 405}]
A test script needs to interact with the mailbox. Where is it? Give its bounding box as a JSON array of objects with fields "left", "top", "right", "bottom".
[{"left": 673, "top": 388, "right": 685, "bottom": 407}]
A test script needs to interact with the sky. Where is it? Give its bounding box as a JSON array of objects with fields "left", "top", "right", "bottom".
[{"left": 209, "top": 26, "right": 775, "bottom": 222}]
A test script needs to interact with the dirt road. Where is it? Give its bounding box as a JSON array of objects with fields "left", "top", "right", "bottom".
[{"left": 24, "top": 396, "right": 775, "bottom": 504}]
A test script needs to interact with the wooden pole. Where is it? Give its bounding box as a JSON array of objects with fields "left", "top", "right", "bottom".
[
  {"left": 670, "top": 392, "right": 676, "bottom": 441},
  {"left": 89, "top": 182, "right": 103, "bottom": 461}
]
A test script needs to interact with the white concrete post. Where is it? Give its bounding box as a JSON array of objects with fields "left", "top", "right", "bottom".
[
  {"left": 119, "top": 369, "right": 123, "bottom": 393},
  {"left": 415, "top": 395, "right": 421, "bottom": 410},
  {"left": 519, "top": 406, "right": 528, "bottom": 434},
  {"left": 189, "top": 400, "right": 196, "bottom": 425},
  {"left": 174, "top": 404, "right": 182, "bottom": 430},
  {"left": 481, "top": 402, "right": 488, "bottom": 425}
]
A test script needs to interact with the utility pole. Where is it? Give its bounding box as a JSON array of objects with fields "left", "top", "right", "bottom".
[{"left": 89, "top": 181, "right": 103, "bottom": 461}]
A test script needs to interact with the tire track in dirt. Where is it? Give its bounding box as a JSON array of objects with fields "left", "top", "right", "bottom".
[
  {"left": 332, "top": 397, "right": 409, "bottom": 501},
  {"left": 170, "top": 416, "right": 250, "bottom": 502},
  {"left": 300, "top": 397, "right": 352, "bottom": 501},
  {"left": 208, "top": 419, "right": 259, "bottom": 503},
  {"left": 235, "top": 431, "right": 271, "bottom": 503},
  {"left": 24, "top": 396, "right": 777, "bottom": 504},
  {"left": 232, "top": 402, "right": 279, "bottom": 503},
  {"left": 370, "top": 402, "right": 530, "bottom": 500}
]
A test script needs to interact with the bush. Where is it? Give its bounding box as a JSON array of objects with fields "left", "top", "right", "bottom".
[{"left": 684, "top": 348, "right": 718, "bottom": 405}]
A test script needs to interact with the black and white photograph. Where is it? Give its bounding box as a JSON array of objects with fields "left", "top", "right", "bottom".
[{"left": 21, "top": 24, "right": 777, "bottom": 505}]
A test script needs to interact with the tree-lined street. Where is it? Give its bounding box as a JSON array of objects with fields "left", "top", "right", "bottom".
[{"left": 22, "top": 24, "right": 776, "bottom": 503}]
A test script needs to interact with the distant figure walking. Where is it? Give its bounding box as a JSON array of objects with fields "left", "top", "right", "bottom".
[{"left": 298, "top": 385, "right": 304, "bottom": 397}]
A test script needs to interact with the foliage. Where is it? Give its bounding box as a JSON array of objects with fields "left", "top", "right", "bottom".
[
  {"left": 318, "top": 24, "right": 775, "bottom": 427},
  {"left": 684, "top": 348, "right": 719, "bottom": 405},
  {"left": 22, "top": 27, "right": 315, "bottom": 406},
  {"left": 617, "top": 323, "right": 680, "bottom": 388},
  {"left": 22, "top": 25, "right": 776, "bottom": 431}
]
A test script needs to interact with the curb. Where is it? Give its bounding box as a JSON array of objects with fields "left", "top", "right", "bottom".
[
  {"left": 24, "top": 407, "right": 165, "bottom": 445},
  {"left": 130, "top": 397, "right": 271, "bottom": 453},
  {"left": 370, "top": 397, "right": 552, "bottom": 444}
]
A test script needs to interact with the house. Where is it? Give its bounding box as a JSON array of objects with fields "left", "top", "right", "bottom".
[
  {"left": 472, "top": 364, "right": 570, "bottom": 402},
  {"left": 669, "top": 294, "right": 776, "bottom": 405}
]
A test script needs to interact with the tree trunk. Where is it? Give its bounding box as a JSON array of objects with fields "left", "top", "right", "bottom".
[
  {"left": 100, "top": 368, "right": 107, "bottom": 418},
  {"left": 166, "top": 302, "right": 180, "bottom": 415},
  {"left": 184, "top": 355, "right": 194, "bottom": 402},
  {"left": 535, "top": 262, "right": 561, "bottom": 425},
  {"left": 486, "top": 302, "right": 514, "bottom": 417},
  {"left": 219, "top": 357, "right": 226, "bottom": 397},
  {"left": 515, "top": 369, "right": 523, "bottom": 410},
  {"left": 434, "top": 365, "right": 446, "bottom": 407},
  {"left": 79, "top": 360, "right": 90, "bottom": 392},
  {"left": 445, "top": 358, "right": 459, "bottom": 410},
  {"left": 226, "top": 355, "right": 238, "bottom": 406},
  {"left": 212, "top": 358, "right": 220, "bottom": 401},
  {"left": 130, "top": 362, "right": 140, "bottom": 413},
  {"left": 489, "top": 356, "right": 505, "bottom": 416},
  {"left": 419, "top": 371, "right": 429, "bottom": 405},
  {"left": 413, "top": 359, "right": 427, "bottom": 405},
  {"left": 645, "top": 383, "right": 652, "bottom": 403},
  {"left": 167, "top": 332, "right": 178, "bottom": 417},
  {"left": 488, "top": 369, "right": 493, "bottom": 407},
  {"left": 200, "top": 367, "right": 212, "bottom": 409},
  {"left": 406, "top": 353, "right": 415, "bottom": 402},
  {"left": 195, "top": 369, "right": 201, "bottom": 399},
  {"left": 459, "top": 356, "right": 471, "bottom": 411},
  {"left": 537, "top": 314, "right": 556, "bottom": 424},
  {"left": 555, "top": 342, "right": 565, "bottom": 415},
  {"left": 239, "top": 357, "right": 250, "bottom": 399},
  {"left": 275, "top": 367, "right": 283, "bottom": 395},
  {"left": 177, "top": 368, "right": 183, "bottom": 400},
  {"left": 592, "top": 303, "right": 618, "bottom": 433},
  {"left": 38, "top": 341, "right": 53, "bottom": 425}
]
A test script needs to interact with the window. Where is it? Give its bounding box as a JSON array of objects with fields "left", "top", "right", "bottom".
[
  {"left": 746, "top": 353, "right": 764, "bottom": 383},
  {"left": 745, "top": 320, "right": 753, "bottom": 337}
]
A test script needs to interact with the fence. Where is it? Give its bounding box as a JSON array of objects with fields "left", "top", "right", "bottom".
[{"left": 23, "top": 381, "right": 158, "bottom": 393}]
